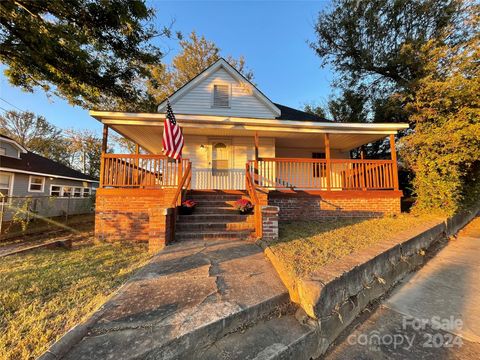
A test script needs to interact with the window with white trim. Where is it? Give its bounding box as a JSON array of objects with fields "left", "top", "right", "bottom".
[
  {"left": 0, "top": 147, "right": 6, "bottom": 155},
  {"left": 83, "top": 188, "right": 91, "bottom": 197},
  {"left": 50, "top": 185, "right": 62, "bottom": 197},
  {"left": 62, "top": 186, "right": 72, "bottom": 197},
  {"left": 73, "top": 187, "right": 82, "bottom": 197},
  {"left": 0, "top": 172, "right": 13, "bottom": 202},
  {"left": 28, "top": 176, "right": 45, "bottom": 192},
  {"left": 212, "top": 84, "right": 230, "bottom": 108}
]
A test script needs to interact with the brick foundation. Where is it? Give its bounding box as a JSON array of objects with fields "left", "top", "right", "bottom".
[
  {"left": 95, "top": 188, "right": 177, "bottom": 252},
  {"left": 268, "top": 190, "right": 402, "bottom": 221}
]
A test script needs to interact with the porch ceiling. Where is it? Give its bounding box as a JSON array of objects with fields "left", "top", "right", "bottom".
[{"left": 91, "top": 111, "right": 409, "bottom": 153}]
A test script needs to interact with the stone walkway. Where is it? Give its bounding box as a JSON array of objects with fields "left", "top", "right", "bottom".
[
  {"left": 324, "top": 216, "right": 480, "bottom": 359},
  {"left": 45, "top": 239, "right": 288, "bottom": 360}
]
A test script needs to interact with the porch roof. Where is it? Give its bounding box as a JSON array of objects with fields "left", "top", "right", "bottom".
[{"left": 90, "top": 111, "right": 409, "bottom": 153}]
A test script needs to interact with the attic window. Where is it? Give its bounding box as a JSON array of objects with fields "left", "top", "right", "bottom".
[{"left": 213, "top": 84, "right": 230, "bottom": 108}]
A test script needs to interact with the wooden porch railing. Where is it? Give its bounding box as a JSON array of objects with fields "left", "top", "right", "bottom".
[
  {"left": 245, "top": 162, "right": 262, "bottom": 238},
  {"left": 171, "top": 161, "right": 193, "bottom": 207},
  {"left": 100, "top": 154, "right": 190, "bottom": 189},
  {"left": 248, "top": 158, "right": 398, "bottom": 191}
]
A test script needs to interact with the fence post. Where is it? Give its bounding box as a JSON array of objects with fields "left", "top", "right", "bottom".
[
  {"left": 65, "top": 195, "right": 70, "bottom": 224},
  {"left": 0, "top": 197, "right": 5, "bottom": 235}
]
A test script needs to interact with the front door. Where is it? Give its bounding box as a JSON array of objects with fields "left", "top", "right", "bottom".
[{"left": 208, "top": 139, "right": 232, "bottom": 189}]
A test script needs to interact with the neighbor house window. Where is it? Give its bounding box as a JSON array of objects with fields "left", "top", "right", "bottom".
[
  {"left": 62, "top": 186, "right": 72, "bottom": 197},
  {"left": 28, "top": 176, "right": 45, "bottom": 192},
  {"left": 50, "top": 185, "right": 62, "bottom": 197},
  {"left": 0, "top": 172, "right": 13, "bottom": 202},
  {"left": 212, "top": 84, "right": 230, "bottom": 108},
  {"left": 74, "top": 187, "right": 82, "bottom": 197},
  {"left": 0, "top": 147, "right": 6, "bottom": 155},
  {"left": 83, "top": 188, "right": 91, "bottom": 197}
]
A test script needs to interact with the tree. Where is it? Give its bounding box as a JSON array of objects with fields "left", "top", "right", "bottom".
[
  {"left": 0, "top": 110, "right": 69, "bottom": 163},
  {"left": 65, "top": 129, "right": 103, "bottom": 178},
  {"left": 0, "top": 0, "right": 169, "bottom": 111},
  {"left": 400, "top": 8, "right": 480, "bottom": 214},
  {"left": 147, "top": 31, "right": 254, "bottom": 103},
  {"left": 303, "top": 102, "right": 328, "bottom": 119},
  {"left": 312, "top": 0, "right": 463, "bottom": 94}
]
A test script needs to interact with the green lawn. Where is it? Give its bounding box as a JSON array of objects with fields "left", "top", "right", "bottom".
[
  {"left": 0, "top": 240, "right": 151, "bottom": 360},
  {"left": 271, "top": 214, "right": 439, "bottom": 277}
]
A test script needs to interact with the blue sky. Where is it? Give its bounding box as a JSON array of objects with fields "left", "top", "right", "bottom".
[{"left": 0, "top": 0, "right": 335, "bottom": 136}]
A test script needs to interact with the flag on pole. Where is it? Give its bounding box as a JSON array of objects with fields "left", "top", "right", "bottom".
[{"left": 162, "top": 100, "right": 184, "bottom": 160}]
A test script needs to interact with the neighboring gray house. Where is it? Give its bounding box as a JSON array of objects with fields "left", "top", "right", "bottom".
[{"left": 0, "top": 134, "right": 98, "bottom": 221}]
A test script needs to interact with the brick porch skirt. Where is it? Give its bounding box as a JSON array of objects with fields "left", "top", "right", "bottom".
[
  {"left": 268, "top": 190, "right": 402, "bottom": 221},
  {"left": 94, "top": 188, "right": 176, "bottom": 252}
]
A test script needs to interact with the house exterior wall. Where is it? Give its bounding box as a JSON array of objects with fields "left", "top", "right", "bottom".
[
  {"left": 167, "top": 67, "right": 277, "bottom": 118},
  {"left": 268, "top": 190, "right": 402, "bottom": 220},
  {"left": 183, "top": 135, "right": 275, "bottom": 189}
]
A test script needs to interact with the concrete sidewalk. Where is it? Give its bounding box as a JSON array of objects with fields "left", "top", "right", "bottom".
[{"left": 324, "top": 216, "right": 480, "bottom": 359}]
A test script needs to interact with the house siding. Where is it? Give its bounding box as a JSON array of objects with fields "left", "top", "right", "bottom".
[
  {"left": 183, "top": 135, "right": 274, "bottom": 189},
  {"left": 167, "top": 68, "right": 277, "bottom": 119}
]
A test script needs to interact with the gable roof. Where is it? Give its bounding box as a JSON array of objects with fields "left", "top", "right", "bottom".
[
  {"left": 0, "top": 134, "right": 98, "bottom": 182},
  {"left": 274, "top": 103, "right": 331, "bottom": 122},
  {"left": 157, "top": 58, "right": 281, "bottom": 117}
]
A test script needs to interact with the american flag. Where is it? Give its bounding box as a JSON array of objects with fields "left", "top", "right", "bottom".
[{"left": 162, "top": 100, "right": 184, "bottom": 160}]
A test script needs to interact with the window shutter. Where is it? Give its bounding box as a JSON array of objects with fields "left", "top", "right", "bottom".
[{"left": 213, "top": 85, "right": 230, "bottom": 107}]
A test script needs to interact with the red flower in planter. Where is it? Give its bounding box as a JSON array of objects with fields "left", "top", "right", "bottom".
[
  {"left": 235, "top": 199, "right": 253, "bottom": 213},
  {"left": 182, "top": 200, "right": 198, "bottom": 208}
]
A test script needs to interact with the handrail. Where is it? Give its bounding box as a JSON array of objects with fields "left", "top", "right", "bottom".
[
  {"left": 245, "top": 162, "right": 262, "bottom": 238},
  {"left": 171, "top": 161, "right": 192, "bottom": 208}
]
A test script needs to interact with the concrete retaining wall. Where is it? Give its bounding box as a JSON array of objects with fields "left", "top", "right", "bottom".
[{"left": 264, "top": 202, "right": 480, "bottom": 357}]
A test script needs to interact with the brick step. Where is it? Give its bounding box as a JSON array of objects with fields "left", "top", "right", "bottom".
[
  {"left": 175, "top": 230, "right": 254, "bottom": 241},
  {"left": 178, "top": 214, "right": 254, "bottom": 223},
  {"left": 193, "top": 200, "right": 241, "bottom": 207},
  {"left": 188, "top": 190, "right": 247, "bottom": 196},
  {"left": 192, "top": 207, "right": 244, "bottom": 214},
  {"left": 188, "top": 195, "right": 245, "bottom": 201},
  {"left": 176, "top": 222, "right": 255, "bottom": 232}
]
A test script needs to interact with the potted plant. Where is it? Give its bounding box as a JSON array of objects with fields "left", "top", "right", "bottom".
[
  {"left": 179, "top": 199, "right": 198, "bottom": 215},
  {"left": 235, "top": 199, "right": 253, "bottom": 215}
]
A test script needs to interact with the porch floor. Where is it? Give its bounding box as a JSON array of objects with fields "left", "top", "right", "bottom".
[{"left": 59, "top": 239, "right": 290, "bottom": 359}]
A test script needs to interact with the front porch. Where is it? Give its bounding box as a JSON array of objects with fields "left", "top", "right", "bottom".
[{"left": 92, "top": 111, "right": 408, "bottom": 250}]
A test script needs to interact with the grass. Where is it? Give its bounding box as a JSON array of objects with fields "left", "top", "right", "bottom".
[
  {"left": 0, "top": 213, "right": 94, "bottom": 246},
  {"left": 0, "top": 239, "right": 151, "bottom": 360},
  {"left": 271, "top": 214, "right": 439, "bottom": 278}
]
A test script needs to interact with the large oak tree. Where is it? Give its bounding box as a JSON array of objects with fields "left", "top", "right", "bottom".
[{"left": 0, "top": 0, "right": 168, "bottom": 111}]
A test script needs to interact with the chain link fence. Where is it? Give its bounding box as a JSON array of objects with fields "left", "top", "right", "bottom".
[{"left": 0, "top": 195, "right": 95, "bottom": 239}]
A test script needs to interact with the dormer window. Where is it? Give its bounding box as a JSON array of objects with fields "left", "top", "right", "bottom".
[{"left": 212, "top": 84, "right": 230, "bottom": 108}]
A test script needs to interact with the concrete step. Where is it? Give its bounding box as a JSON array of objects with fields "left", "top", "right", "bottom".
[
  {"left": 195, "top": 314, "right": 318, "bottom": 360},
  {"left": 176, "top": 222, "right": 255, "bottom": 232},
  {"left": 175, "top": 230, "right": 254, "bottom": 241},
  {"left": 178, "top": 214, "right": 254, "bottom": 223}
]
